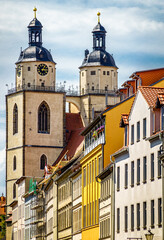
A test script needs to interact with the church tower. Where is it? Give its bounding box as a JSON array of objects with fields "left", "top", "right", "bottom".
[
  {"left": 6, "top": 9, "right": 65, "bottom": 237},
  {"left": 77, "top": 12, "right": 120, "bottom": 126}
]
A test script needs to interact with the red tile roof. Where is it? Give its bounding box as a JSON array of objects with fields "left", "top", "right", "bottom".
[
  {"left": 120, "top": 114, "right": 129, "bottom": 127},
  {"left": 157, "top": 93, "right": 164, "bottom": 106},
  {"left": 131, "top": 68, "right": 164, "bottom": 86},
  {"left": 139, "top": 86, "right": 164, "bottom": 108},
  {"left": 53, "top": 113, "right": 84, "bottom": 165}
]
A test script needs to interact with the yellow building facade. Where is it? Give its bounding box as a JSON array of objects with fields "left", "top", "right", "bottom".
[{"left": 81, "top": 144, "right": 103, "bottom": 240}]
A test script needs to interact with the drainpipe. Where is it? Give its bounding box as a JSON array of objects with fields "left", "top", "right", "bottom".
[
  {"left": 159, "top": 131, "right": 164, "bottom": 240},
  {"left": 110, "top": 155, "right": 115, "bottom": 240}
]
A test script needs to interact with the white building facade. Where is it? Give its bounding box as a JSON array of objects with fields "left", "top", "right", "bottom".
[{"left": 114, "top": 87, "right": 164, "bottom": 240}]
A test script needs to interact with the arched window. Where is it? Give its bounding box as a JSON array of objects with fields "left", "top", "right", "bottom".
[
  {"left": 13, "top": 156, "right": 16, "bottom": 171},
  {"left": 40, "top": 154, "right": 47, "bottom": 170},
  {"left": 13, "top": 183, "right": 16, "bottom": 199},
  {"left": 36, "top": 32, "right": 40, "bottom": 42},
  {"left": 13, "top": 104, "right": 18, "bottom": 135},
  {"left": 38, "top": 101, "right": 50, "bottom": 133}
]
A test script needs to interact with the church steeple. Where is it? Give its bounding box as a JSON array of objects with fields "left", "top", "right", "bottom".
[
  {"left": 28, "top": 7, "right": 43, "bottom": 47},
  {"left": 92, "top": 12, "right": 106, "bottom": 51}
]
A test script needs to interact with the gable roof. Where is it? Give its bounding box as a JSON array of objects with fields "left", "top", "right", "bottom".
[
  {"left": 130, "top": 68, "right": 164, "bottom": 86},
  {"left": 53, "top": 113, "right": 84, "bottom": 166},
  {"left": 139, "top": 86, "right": 164, "bottom": 108}
]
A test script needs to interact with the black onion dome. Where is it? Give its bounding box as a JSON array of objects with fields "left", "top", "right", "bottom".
[
  {"left": 16, "top": 46, "right": 55, "bottom": 64},
  {"left": 92, "top": 23, "right": 106, "bottom": 33},
  {"left": 80, "top": 50, "right": 117, "bottom": 68},
  {"left": 28, "top": 18, "right": 42, "bottom": 28}
]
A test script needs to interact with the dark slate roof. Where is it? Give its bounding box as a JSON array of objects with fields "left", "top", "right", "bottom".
[
  {"left": 28, "top": 18, "right": 42, "bottom": 28},
  {"left": 16, "top": 46, "right": 55, "bottom": 63},
  {"left": 80, "top": 50, "right": 118, "bottom": 68},
  {"left": 92, "top": 23, "right": 106, "bottom": 33}
]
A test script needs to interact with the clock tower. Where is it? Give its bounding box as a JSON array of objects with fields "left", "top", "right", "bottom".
[{"left": 6, "top": 9, "right": 65, "bottom": 238}]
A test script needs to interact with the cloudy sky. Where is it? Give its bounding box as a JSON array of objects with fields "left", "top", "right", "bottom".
[{"left": 0, "top": 0, "right": 164, "bottom": 195}]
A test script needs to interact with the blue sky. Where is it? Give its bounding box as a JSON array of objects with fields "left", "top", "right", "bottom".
[{"left": 0, "top": 0, "right": 164, "bottom": 195}]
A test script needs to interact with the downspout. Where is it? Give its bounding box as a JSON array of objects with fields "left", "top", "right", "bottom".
[{"left": 110, "top": 155, "right": 115, "bottom": 240}]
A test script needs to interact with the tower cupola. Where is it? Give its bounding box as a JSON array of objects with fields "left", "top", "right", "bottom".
[
  {"left": 28, "top": 7, "right": 43, "bottom": 47},
  {"left": 92, "top": 12, "right": 106, "bottom": 51}
]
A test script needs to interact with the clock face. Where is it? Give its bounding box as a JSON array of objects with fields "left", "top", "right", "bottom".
[
  {"left": 37, "top": 64, "right": 48, "bottom": 76},
  {"left": 17, "top": 65, "right": 21, "bottom": 77}
]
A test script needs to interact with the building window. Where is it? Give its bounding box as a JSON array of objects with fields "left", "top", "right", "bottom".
[
  {"left": 131, "top": 161, "right": 134, "bottom": 187},
  {"left": 92, "top": 161, "right": 94, "bottom": 182},
  {"left": 117, "top": 166, "right": 120, "bottom": 191},
  {"left": 131, "top": 205, "right": 134, "bottom": 231},
  {"left": 158, "top": 198, "right": 162, "bottom": 227},
  {"left": 151, "top": 200, "right": 155, "bottom": 228},
  {"left": 158, "top": 151, "right": 162, "bottom": 178},
  {"left": 28, "top": 67, "right": 30, "bottom": 71},
  {"left": 38, "top": 101, "right": 50, "bottom": 134},
  {"left": 90, "top": 71, "right": 96, "bottom": 75},
  {"left": 13, "top": 156, "right": 16, "bottom": 171},
  {"left": 117, "top": 208, "right": 120, "bottom": 233},
  {"left": 137, "top": 121, "right": 140, "bottom": 142},
  {"left": 151, "top": 153, "right": 154, "bottom": 181},
  {"left": 27, "top": 82, "right": 31, "bottom": 87},
  {"left": 143, "top": 201, "right": 147, "bottom": 229},
  {"left": 137, "top": 159, "right": 140, "bottom": 185},
  {"left": 107, "top": 71, "right": 110, "bottom": 75},
  {"left": 125, "top": 125, "right": 128, "bottom": 146},
  {"left": 40, "top": 154, "right": 47, "bottom": 170},
  {"left": 125, "top": 206, "right": 128, "bottom": 232},
  {"left": 83, "top": 167, "right": 86, "bottom": 187},
  {"left": 131, "top": 125, "right": 134, "bottom": 144},
  {"left": 143, "top": 118, "right": 147, "bottom": 138},
  {"left": 125, "top": 164, "right": 128, "bottom": 189},
  {"left": 103, "top": 71, "right": 106, "bottom": 75},
  {"left": 137, "top": 203, "right": 140, "bottom": 230},
  {"left": 13, "top": 103, "right": 18, "bottom": 134},
  {"left": 13, "top": 183, "right": 16, "bottom": 199},
  {"left": 92, "top": 86, "right": 94, "bottom": 91},
  {"left": 143, "top": 156, "right": 147, "bottom": 183}
]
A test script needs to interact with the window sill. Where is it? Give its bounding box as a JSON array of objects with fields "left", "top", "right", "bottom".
[
  {"left": 150, "top": 225, "right": 155, "bottom": 229},
  {"left": 136, "top": 182, "right": 140, "bottom": 185},
  {"left": 136, "top": 139, "right": 140, "bottom": 142},
  {"left": 131, "top": 228, "right": 134, "bottom": 232},
  {"left": 143, "top": 226, "right": 147, "bottom": 230},
  {"left": 143, "top": 136, "right": 146, "bottom": 139},
  {"left": 137, "top": 227, "right": 140, "bottom": 231},
  {"left": 130, "top": 184, "right": 134, "bottom": 188},
  {"left": 150, "top": 178, "right": 154, "bottom": 181},
  {"left": 124, "top": 186, "right": 128, "bottom": 189},
  {"left": 158, "top": 176, "right": 162, "bottom": 179},
  {"left": 158, "top": 224, "right": 162, "bottom": 228},
  {"left": 116, "top": 189, "right": 120, "bottom": 192},
  {"left": 131, "top": 142, "right": 134, "bottom": 145}
]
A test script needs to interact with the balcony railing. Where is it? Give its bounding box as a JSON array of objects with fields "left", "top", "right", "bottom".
[
  {"left": 7, "top": 84, "right": 120, "bottom": 97},
  {"left": 84, "top": 133, "right": 105, "bottom": 156}
]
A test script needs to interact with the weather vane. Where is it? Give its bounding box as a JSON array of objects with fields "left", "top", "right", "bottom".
[
  {"left": 97, "top": 12, "right": 101, "bottom": 23},
  {"left": 33, "top": 7, "right": 37, "bottom": 19}
]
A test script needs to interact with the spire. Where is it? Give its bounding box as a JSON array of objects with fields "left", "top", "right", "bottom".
[
  {"left": 33, "top": 7, "right": 37, "bottom": 19},
  {"left": 97, "top": 12, "right": 100, "bottom": 23},
  {"left": 92, "top": 12, "right": 106, "bottom": 51},
  {"left": 28, "top": 7, "right": 43, "bottom": 47}
]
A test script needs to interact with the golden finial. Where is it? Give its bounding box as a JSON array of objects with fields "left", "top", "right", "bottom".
[
  {"left": 33, "top": 7, "right": 37, "bottom": 19},
  {"left": 97, "top": 12, "right": 101, "bottom": 23}
]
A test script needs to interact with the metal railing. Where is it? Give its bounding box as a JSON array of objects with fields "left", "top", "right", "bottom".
[{"left": 7, "top": 84, "right": 119, "bottom": 97}]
